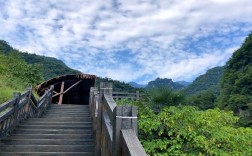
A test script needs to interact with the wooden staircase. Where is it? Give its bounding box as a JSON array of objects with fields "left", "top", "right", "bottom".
[{"left": 0, "top": 104, "right": 94, "bottom": 156}]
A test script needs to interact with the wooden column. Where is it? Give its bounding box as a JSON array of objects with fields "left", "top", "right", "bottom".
[
  {"left": 58, "top": 81, "right": 65, "bottom": 105},
  {"left": 112, "top": 105, "right": 137, "bottom": 156},
  {"left": 95, "top": 82, "right": 112, "bottom": 156},
  {"left": 136, "top": 91, "right": 140, "bottom": 100}
]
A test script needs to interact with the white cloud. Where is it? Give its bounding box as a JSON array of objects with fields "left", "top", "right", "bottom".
[{"left": 0, "top": 0, "right": 252, "bottom": 83}]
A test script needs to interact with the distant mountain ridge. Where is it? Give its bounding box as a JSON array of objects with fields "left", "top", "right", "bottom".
[
  {"left": 175, "top": 81, "right": 191, "bottom": 87},
  {"left": 183, "top": 66, "right": 224, "bottom": 96},
  {"left": 128, "top": 82, "right": 147, "bottom": 88},
  {"left": 146, "top": 78, "right": 184, "bottom": 90}
]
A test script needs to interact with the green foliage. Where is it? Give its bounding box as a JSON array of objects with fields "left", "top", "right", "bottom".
[
  {"left": 119, "top": 98, "right": 252, "bottom": 155},
  {"left": 0, "top": 50, "right": 44, "bottom": 103},
  {"left": 20, "top": 52, "right": 80, "bottom": 80},
  {"left": 146, "top": 87, "right": 185, "bottom": 111},
  {"left": 146, "top": 78, "right": 184, "bottom": 91},
  {"left": 0, "top": 40, "right": 80, "bottom": 81},
  {"left": 184, "top": 67, "right": 224, "bottom": 96},
  {"left": 187, "top": 90, "right": 216, "bottom": 110},
  {"left": 218, "top": 33, "right": 252, "bottom": 127}
]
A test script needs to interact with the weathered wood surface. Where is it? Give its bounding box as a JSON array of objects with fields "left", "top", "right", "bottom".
[
  {"left": 112, "top": 91, "right": 140, "bottom": 101},
  {"left": 0, "top": 86, "right": 53, "bottom": 139},
  {"left": 89, "top": 82, "right": 147, "bottom": 156},
  {"left": 121, "top": 129, "right": 147, "bottom": 156}
]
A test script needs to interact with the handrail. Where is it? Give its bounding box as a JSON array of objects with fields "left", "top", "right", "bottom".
[
  {"left": 89, "top": 82, "right": 147, "bottom": 156},
  {"left": 112, "top": 91, "right": 140, "bottom": 101},
  {"left": 0, "top": 86, "right": 53, "bottom": 139}
]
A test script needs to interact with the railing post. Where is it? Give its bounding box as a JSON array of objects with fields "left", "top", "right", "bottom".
[
  {"left": 95, "top": 82, "right": 113, "bottom": 156},
  {"left": 113, "top": 105, "right": 138, "bottom": 156},
  {"left": 136, "top": 91, "right": 140, "bottom": 100},
  {"left": 12, "top": 92, "right": 21, "bottom": 132},
  {"left": 25, "top": 86, "right": 32, "bottom": 119}
]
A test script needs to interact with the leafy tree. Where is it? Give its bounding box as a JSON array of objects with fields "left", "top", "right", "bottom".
[
  {"left": 187, "top": 90, "right": 216, "bottom": 110},
  {"left": 118, "top": 99, "right": 252, "bottom": 155},
  {"left": 218, "top": 33, "right": 252, "bottom": 127},
  {"left": 0, "top": 50, "right": 44, "bottom": 103},
  {"left": 146, "top": 87, "right": 185, "bottom": 111}
]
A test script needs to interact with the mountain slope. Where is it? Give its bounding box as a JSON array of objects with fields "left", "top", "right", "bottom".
[
  {"left": 146, "top": 78, "right": 184, "bottom": 90},
  {"left": 0, "top": 40, "right": 80, "bottom": 80},
  {"left": 128, "top": 82, "right": 147, "bottom": 88},
  {"left": 218, "top": 33, "right": 252, "bottom": 127},
  {"left": 184, "top": 67, "right": 224, "bottom": 96}
]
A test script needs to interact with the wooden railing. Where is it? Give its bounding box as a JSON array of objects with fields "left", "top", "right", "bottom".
[
  {"left": 0, "top": 86, "right": 53, "bottom": 139},
  {"left": 89, "top": 82, "right": 147, "bottom": 156},
  {"left": 112, "top": 91, "right": 140, "bottom": 101}
]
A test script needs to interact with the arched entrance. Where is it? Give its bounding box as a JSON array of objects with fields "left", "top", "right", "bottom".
[{"left": 36, "top": 74, "right": 96, "bottom": 105}]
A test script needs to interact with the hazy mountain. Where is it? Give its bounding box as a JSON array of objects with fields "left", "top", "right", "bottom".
[
  {"left": 176, "top": 81, "right": 191, "bottom": 87},
  {"left": 146, "top": 78, "right": 184, "bottom": 90},
  {"left": 128, "top": 82, "right": 147, "bottom": 88}
]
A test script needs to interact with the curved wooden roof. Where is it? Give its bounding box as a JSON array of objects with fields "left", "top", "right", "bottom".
[{"left": 36, "top": 74, "right": 96, "bottom": 96}]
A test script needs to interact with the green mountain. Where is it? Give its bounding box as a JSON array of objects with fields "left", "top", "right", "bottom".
[
  {"left": 176, "top": 81, "right": 191, "bottom": 87},
  {"left": 0, "top": 40, "right": 80, "bottom": 80},
  {"left": 0, "top": 42, "right": 44, "bottom": 103},
  {"left": 184, "top": 67, "right": 224, "bottom": 96},
  {"left": 128, "top": 82, "right": 147, "bottom": 88},
  {"left": 218, "top": 33, "right": 252, "bottom": 127},
  {"left": 146, "top": 78, "right": 184, "bottom": 90}
]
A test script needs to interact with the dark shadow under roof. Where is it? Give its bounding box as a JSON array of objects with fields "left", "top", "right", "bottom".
[{"left": 36, "top": 74, "right": 96, "bottom": 96}]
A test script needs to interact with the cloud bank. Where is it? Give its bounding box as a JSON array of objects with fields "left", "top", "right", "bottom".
[{"left": 0, "top": 0, "right": 252, "bottom": 83}]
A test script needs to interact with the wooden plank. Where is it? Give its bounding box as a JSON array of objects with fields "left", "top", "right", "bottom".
[
  {"left": 121, "top": 129, "right": 147, "bottom": 156},
  {"left": 102, "top": 112, "right": 113, "bottom": 155},
  {"left": 95, "top": 82, "right": 104, "bottom": 156},
  {"left": 121, "top": 106, "right": 132, "bottom": 129},
  {"left": 112, "top": 106, "right": 122, "bottom": 156},
  {"left": 0, "top": 107, "right": 15, "bottom": 123},
  {"left": 63, "top": 80, "right": 82, "bottom": 94},
  {"left": 103, "top": 94, "right": 117, "bottom": 122},
  {"left": 58, "top": 81, "right": 65, "bottom": 105},
  {"left": 113, "top": 92, "right": 137, "bottom": 95},
  {"left": 132, "top": 107, "right": 138, "bottom": 135},
  {"left": 0, "top": 98, "right": 16, "bottom": 112},
  {"left": 102, "top": 112, "right": 113, "bottom": 144}
]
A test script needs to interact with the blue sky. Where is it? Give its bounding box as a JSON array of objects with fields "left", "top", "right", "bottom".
[{"left": 0, "top": 0, "right": 252, "bottom": 84}]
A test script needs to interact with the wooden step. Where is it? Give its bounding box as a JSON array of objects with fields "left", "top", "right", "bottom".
[
  {"left": 9, "top": 134, "right": 94, "bottom": 139},
  {"left": 0, "top": 145, "right": 94, "bottom": 152},
  {"left": 13, "top": 129, "right": 92, "bottom": 134},
  {"left": 0, "top": 152, "right": 94, "bottom": 156},
  {"left": 0, "top": 139, "right": 94, "bottom": 145}
]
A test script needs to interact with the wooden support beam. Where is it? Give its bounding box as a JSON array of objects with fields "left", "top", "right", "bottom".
[
  {"left": 63, "top": 80, "right": 82, "bottom": 94},
  {"left": 53, "top": 91, "right": 59, "bottom": 94},
  {"left": 58, "top": 81, "right": 65, "bottom": 105}
]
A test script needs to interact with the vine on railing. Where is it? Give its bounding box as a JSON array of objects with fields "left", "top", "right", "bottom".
[
  {"left": 89, "top": 82, "right": 147, "bottom": 156},
  {"left": 0, "top": 86, "right": 53, "bottom": 139}
]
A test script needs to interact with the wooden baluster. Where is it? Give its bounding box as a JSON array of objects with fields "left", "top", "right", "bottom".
[{"left": 113, "top": 105, "right": 138, "bottom": 156}]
